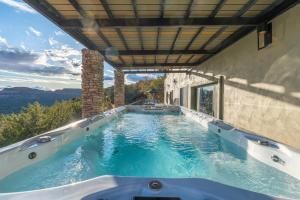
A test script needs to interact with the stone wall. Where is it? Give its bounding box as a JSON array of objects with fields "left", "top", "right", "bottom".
[
  {"left": 81, "top": 49, "right": 104, "bottom": 118},
  {"left": 114, "top": 69, "right": 125, "bottom": 107},
  {"left": 165, "top": 5, "right": 300, "bottom": 149}
]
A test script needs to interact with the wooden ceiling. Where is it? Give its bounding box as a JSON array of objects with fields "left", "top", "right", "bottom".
[{"left": 24, "top": 0, "right": 298, "bottom": 73}]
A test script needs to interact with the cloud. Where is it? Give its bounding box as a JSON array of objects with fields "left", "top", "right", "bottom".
[
  {"left": 46, "top": 45, "right": 81, "bottom": 58},
  {"left": 28, "top": 26, "right": 42, "bottom": 37},
  {"left": 0, "top": 70, "right": 81, "bottom": 90},
  {"left": 0, "top": 37, "right": 118, "bottom": 89},
  {"left": 43, "top": 45, "right": 81, "bottom": 71},
  {"left": 0, "top": 39, "right": 81, "bottom": 76},
  {"left": 106, "top": 69, "right": 114, "bottom": 74},
  {"left": 0, "top": 48, "right": 73, "bottom": 75},
  {"left": 104, "top": 75, "right": 113, "bottom": 81},
  {"left": 0, "top": 62, "right": 73, "bottom": 75},
  {"left": 134, "top": 73, "right": 157, "bottom": 80},
  {"left": 48, "top": 37, "right": 59, "bottom": 46},
  {"left": 126, "top": 74, "right": 143, "bottom": 82},
  {"left": 54, "top": 31, "right": 65, "bottom": 36},
  {"left": 20, "top": 43, "right": 27, "bottom": 50},
  {"left": 0, "top": 0, "right": 36, "bottom": 14},
  {"left": 0, "top": 36, "right": 8, "bottom": 47},
  {"left": 0, "top": 48, "right": 39, "bottom": 63},
  {"left": 126, "top": 74, "right": 155, "bottom": 82}
]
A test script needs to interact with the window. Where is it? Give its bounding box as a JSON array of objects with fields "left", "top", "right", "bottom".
[
  {"left": 190, "top": 87, "right": 197, "bottom": 110},
  {"left": 169, "top": 90, "right": 173, "bottom": 105},
  {"left": 190, "top": 83, "right": 217, "bottom": 116},
  {"left": 179, "top": 87, "right": 188, "bottom": 107},
  {"left": 198, "top": 85, "right": 214, "bottom": 116}
]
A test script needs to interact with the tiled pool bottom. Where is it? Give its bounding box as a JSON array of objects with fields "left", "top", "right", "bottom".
[{"left": 0, "top": 112, "right": 299, "bottom": 199}]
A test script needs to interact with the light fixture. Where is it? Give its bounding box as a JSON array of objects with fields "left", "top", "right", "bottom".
[{"left": 257, "top": 22, "right": 272, "bottom": 50}]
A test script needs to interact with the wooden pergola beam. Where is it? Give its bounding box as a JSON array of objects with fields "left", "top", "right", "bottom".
[
  {"left": 120, "top": 63, "right": 196, "bottom": 68},
  {"left": 209, "top": 0, "right": 227, "bottom": 18},
  {"left": 107, "top": 49, "right": 214, "bottom": 56},
  {"left": 124, "top": 70, "right": 188, "bottom": 74},
  {"left": 234, "top": 0, "right": 258, "bottom": 17},
  {"left": 62, "top": 17, "right": 260, "bottom": 29},
  {"left": 122, "top": 66, "right": 189, "bottom": 70}
]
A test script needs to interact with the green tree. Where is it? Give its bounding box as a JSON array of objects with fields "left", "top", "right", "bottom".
[{"left": 0, "top": 99, "right": 82, "bottom": 147}]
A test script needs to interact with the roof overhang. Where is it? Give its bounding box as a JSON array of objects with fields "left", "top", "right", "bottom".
[{"left": 24, "top": 0, "right": 299, "bottom": 73}]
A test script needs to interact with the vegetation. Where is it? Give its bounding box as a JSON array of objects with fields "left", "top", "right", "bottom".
[
  {"left": 134, "top": 76, "right": 165, "bottom": 103},
  {"left": 105, "top": 76, "right": 165, "bottom": 104},
  {"left": 0, "top": 77, "right": 165, "bottom": 148},
  {"left": 0, "top": 98, "right": 81, "bottom": 147}
]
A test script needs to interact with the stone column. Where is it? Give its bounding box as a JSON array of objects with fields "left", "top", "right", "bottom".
[
  {"left": 81, "top": 49, "right": 103, "bottom": 118},
  {"left": 114, "top": 69, "right": 125, "bottom": 107}
]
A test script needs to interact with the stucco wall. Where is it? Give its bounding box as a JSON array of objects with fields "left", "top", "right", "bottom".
[{"left": 165, "top": 5, "right": 300, "bottom": 149}]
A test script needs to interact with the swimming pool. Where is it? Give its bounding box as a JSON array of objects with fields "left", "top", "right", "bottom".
[{"left": 0, "top": 109, "right": 300, "bottom": 199}]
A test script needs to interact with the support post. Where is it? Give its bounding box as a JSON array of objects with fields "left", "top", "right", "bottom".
[
  {"left": 81, "top": 49, "right": 104, "bottom": 118},
  {"left": 219, "top": 76, "right": 224, "bottom": 120},
  {"left": 114, "top": 69, "right": 125, "bottom": 107}
]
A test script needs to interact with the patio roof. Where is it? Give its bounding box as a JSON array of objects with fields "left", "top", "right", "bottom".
[{"left": 24, "top": 0, "right": 299, "bottom": 73}]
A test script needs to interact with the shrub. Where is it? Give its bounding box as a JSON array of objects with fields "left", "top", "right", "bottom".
[{"left": 0, "top": 98, "right": 81, "bottom": 147}]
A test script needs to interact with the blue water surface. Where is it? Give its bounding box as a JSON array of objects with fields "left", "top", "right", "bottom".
[{"left": 0, "top": 113, "right": 300, "bottom": 199}]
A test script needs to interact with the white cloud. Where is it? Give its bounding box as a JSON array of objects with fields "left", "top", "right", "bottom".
[
  {"left": 0, "top": 39, "right": 84, "bottom": 89},
  {"left": 47, "top": 45, "right": 81, "bottom": 57},
  {"left": 54, "top": 31, "right": 65, "bottom": 36},
  {"left": 106, "top": 69, "right": 115, "bottom": 75},
  {"left": 0, "top": 0, "right": 36, "bottom": 14},
  {"left": 28, "top": 26, "right": 42, "bottom": 37},
  {"left": 135, "top": 73, "right": 156, "bottom": 79},
  {"left": 0, "top": 36, "right": 8, "bottom": 47},
  {"left": 34, "top": 53, "right": 48, "bottom": 66},
  {"left": 0, "top": 70, "right": 81, "bottom": 90},
  {"left": 20, "top": 43, "right": 27, "bottom": 50},
  {"left": 48, "top": 37, "right": 59, "bottom": 46},
  {"left": 125, "top": 74, "right": 158, "bottom": 83},
  {"left": 0, "top": 39, "right": 82, "bottom": 76}
]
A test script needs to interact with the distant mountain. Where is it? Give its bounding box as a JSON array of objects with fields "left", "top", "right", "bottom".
[{"left": 0, "top": 87, "right": 81, "bottom": 114}]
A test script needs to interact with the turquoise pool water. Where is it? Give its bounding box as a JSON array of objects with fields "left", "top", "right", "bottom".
[{"left": 0, "top": 112, "right": 300, "bottom": 198}]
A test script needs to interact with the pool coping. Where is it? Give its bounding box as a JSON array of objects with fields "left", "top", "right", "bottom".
[{"left": 0, "top": 176, "right": 285, "bottom": 200}]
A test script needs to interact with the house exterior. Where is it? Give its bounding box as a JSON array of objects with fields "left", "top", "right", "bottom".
[{"left": 165, "top": 4, "right": 300, "bottom": 149}]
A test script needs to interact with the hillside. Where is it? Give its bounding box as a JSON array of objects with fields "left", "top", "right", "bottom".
[{"left": 0, "top": 87, "right": 82, "bottom": 114}]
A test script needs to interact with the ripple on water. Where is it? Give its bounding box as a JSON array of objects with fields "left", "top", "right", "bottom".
[{"left": 0, "top": 113, "right": 300, "bottom": 199}]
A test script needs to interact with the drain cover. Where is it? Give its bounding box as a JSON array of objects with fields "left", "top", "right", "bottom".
[{"left": 149, "top": 180, "right": 162, "bottom": 190}]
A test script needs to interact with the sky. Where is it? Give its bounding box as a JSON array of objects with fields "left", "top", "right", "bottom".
[{"left": 0, "top": 0, "right": 157, "bottom": 90}]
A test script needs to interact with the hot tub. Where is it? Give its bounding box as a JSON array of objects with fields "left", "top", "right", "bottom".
[{"left": 0, "top": 106, "right": 299, "bottom": 199}]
